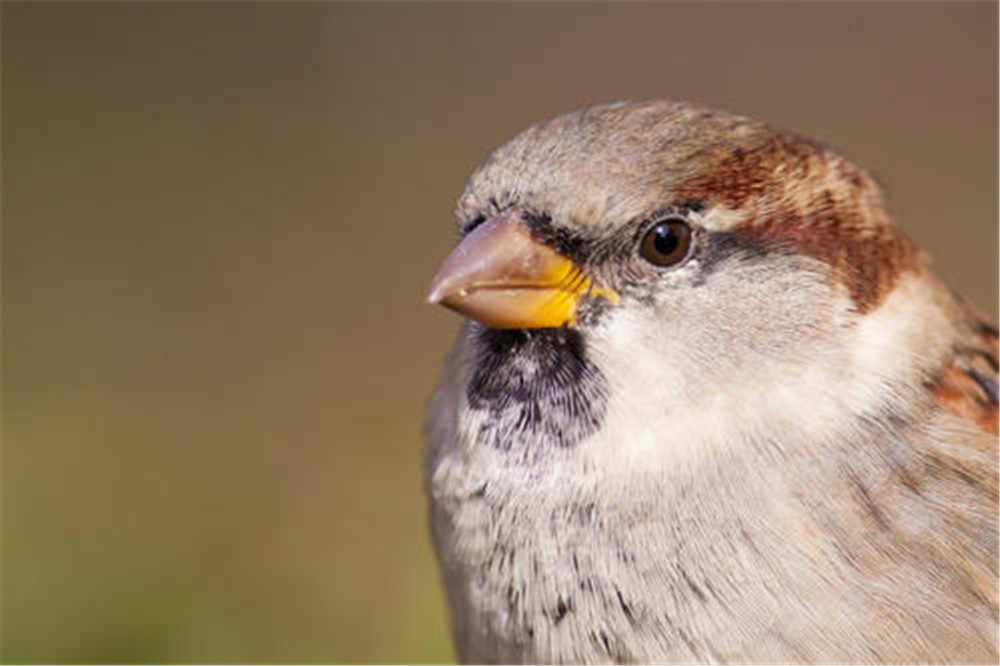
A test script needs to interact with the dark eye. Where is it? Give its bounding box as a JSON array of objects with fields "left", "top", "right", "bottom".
[{"left": 639, "top": 218, "right": 693, "bottom": 267}]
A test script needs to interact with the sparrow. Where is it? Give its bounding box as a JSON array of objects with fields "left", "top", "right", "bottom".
[{"left": 424, "top": 100, "right": 998, "bottom": 663}]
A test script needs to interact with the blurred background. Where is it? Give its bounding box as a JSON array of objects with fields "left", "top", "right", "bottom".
[{"left": 4, "top": 2, "right": 996, "bottom": 663}]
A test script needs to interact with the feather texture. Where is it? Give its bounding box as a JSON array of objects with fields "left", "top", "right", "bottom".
[{"left": 426, "top": 101, "right": 998, "bottom": 663}]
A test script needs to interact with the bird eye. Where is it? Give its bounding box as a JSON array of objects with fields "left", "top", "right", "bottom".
[{"left": 639, "top": 218, "right": 692, "bottom": 267}]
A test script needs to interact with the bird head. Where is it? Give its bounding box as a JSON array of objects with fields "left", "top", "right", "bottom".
[{"left": 427, "top": 101, "right": 925, "bottom": 458}]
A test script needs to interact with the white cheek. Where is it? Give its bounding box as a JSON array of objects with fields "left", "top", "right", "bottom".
[
  {"left": 850, "top": 274, "right": 954, "bottom": 381},
  {"left": 582, "top": 270, "right": 944, "bottom": 475}
]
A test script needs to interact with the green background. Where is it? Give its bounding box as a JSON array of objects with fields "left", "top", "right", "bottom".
[{"left": 4, "top": 2, "right": 997, "bottom": 663}]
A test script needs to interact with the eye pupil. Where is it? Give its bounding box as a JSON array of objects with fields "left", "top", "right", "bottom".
[
  {"left": 653, "top": 224, "right": 679, "bottom": 256},
  {"left": 640, "top": 218, "right": 692, "bottom": 266}
]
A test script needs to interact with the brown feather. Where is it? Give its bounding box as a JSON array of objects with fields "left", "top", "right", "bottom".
[
  {"left": 677, "top": 132, "right": 923, "bottom": 313},
  {"left": 929, "top": 303, "right": 1000, "bottom": 436}
]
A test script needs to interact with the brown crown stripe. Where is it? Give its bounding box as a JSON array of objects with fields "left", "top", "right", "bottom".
[
  {"left": 736, "top": 214, "right": 921, "bottom": 314},
  {"left": 676, "top": 132, "right": 824, "bottom": 209},
  {"left": 678, "top": 134, "right": 922, "bottom": 313}
]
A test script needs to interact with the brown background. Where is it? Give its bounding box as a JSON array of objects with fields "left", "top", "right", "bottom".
[{"left": 4, "top": 2, "right": 997, "bottom": 663}]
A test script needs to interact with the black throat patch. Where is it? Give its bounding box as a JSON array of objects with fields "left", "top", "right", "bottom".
[{"left": 465, "top": 327, "right": 608, "bottom": 459}]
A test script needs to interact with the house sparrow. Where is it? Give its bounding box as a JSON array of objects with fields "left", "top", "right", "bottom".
[{"left": 424, "top": 100, "right": 998, "bottom": 663}]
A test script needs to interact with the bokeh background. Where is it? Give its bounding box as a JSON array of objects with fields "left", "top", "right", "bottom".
[{"left": 4, "top": 2, "right": 997, "bottom": 663}]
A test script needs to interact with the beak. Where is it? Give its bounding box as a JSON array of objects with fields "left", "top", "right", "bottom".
[{"left": 426, "top": 212, "right": 616, "bottom": 329}]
